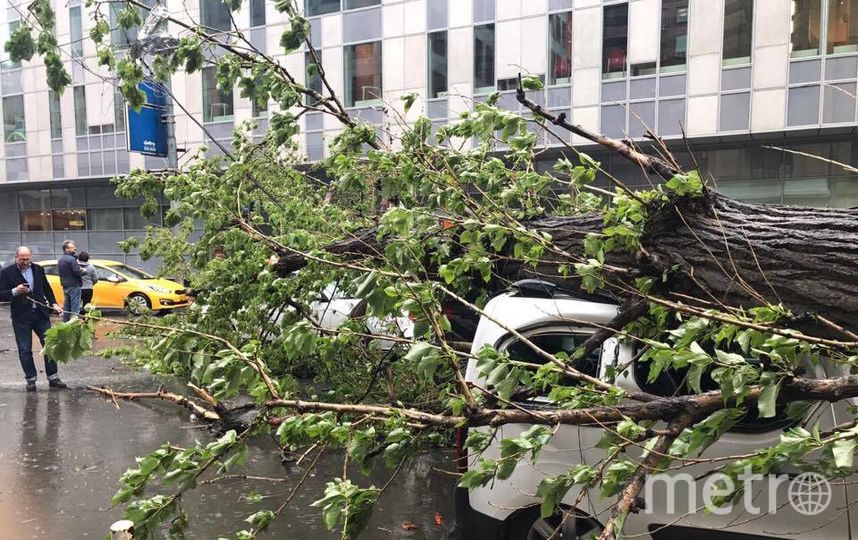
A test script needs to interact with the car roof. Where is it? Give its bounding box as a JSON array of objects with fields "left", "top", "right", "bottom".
[{"left": 37, "top": 259, "right": 122, "bottom": 266}]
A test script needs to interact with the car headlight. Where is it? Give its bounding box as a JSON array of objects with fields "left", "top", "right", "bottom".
[{"left": 148, "top": 285, "right": 171, "bottom": 294}]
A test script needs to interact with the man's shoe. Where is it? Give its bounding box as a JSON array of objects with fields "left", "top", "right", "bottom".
[
  {"left": 48, "top": 379, "right": 68, "bottom": 390},
  {"left": 26, "top": 382, "right": 36, "bottom": 392}
]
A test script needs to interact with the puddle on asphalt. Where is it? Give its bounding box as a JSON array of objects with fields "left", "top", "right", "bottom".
[{"left": 0, "top": 389, "right": 457, "bottom": 539}]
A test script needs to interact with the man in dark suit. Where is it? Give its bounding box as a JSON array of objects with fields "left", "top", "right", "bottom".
[{"left": 0, "top": 246, "right": 67, "bottom": 391}]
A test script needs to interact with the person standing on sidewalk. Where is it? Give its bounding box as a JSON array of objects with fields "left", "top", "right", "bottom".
[
  {"left": 57, "top": 240, "right": 83, "bottom": 322},
  {"left": 0, "top": 246, "right": 67, "bottom": 391},
  {"left": 77, "top": 251, "right": 98, "bottom": 315}
]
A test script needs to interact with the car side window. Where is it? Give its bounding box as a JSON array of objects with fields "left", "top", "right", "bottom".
[
  {"left": 95, "top": 267, "right": 119, "bottom": 281},
  {"left": 43, "top": 265, "right": 58, "bottom": 276},
  {"left": 503, "top": 331, "right": 602, "bottom": 380}
]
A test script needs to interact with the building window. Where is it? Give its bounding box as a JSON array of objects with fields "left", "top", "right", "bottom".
[
  {"left": 660, "top": 0, "right": 688, "bottom": 72},
  {"left": 474, "top": 24, "right": 495, "bottom": 93},
  {"left": 344, "top": 0, "right": 379, "bottom": 9},
  {"left": 74, "top": 86, "right": 87, "bottom": 135},
  {"left": 70, "top": 7, "right": 83, "bottom": 57},
  {"left": 305, "top": 51, "right": 323, "bottom": 105},
  {"left": 305, "top": 0, "right": 340, "bottom": 17},
  {"left": 3, "top": 95, "right": 25, "bottom": 143},
  {"left": 88, "top": 208, "right": 124, "bottom": 230},
  {"left": 52, "top": 209, "right": 86, "bottom": 231},
  {"left": 428, "top": 31, "right": 448, "bottom": 98},
  {"left": 548, "top": 12, "right": 573, "bottom": 85},
  {"left": 344, "top": 41, "right": 382, "bottom": 107},
  {"left": 200, "top": 0, "right": 231, "bottom": 32},
  {"left": 250, "top": 0, "right": 266, "bottom": 27},
  {"left": 1, "top": 21, "right": 21, "bottom": 69},
  {"left": 252, "top": 78, "right": 267, "bottom": 117},
  {"left": 110, "top": 3, "right": 134, "bottom": 46},
  {"left": 791, "top": 1, "right": 822, "bottom": 57},
  {"left": 49, "top": 91, "right": 62, "bottom": 139},
  {"left": 827, "top": 0, "right": 858, "bottom": 54},
  {"left": 723, "top": 0, "right": 754, "bottom": 66},
  {"left": 602, "top": 3, "right": 629, "bottom": 79},
  {"left": 115, "top": 90, "right": 126, "bottom": 131},
  {"left": 202, "top": 66, "right": 234, "bottom": 122}
]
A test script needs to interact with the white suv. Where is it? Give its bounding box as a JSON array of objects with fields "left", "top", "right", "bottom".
[{"left": 454, "top": 281, "right": 854, "bottom": 540}]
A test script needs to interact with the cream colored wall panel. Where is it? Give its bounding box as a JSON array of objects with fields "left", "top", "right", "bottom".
[
  {"left": 575, "top": 0, "right": 600, "bottom": 7},
  {"left": 628, "top": 0, "right": 659, "bottom": 65},
  {"left": 85, "top": 83, "right": 113, "bottom": 126},
  {"left": 496, "top": 0, "right": 521, "bottom": 21},
  {"left": 686, "top": 95, "right": 719, "bottom": 135},
  {"left": 383, "top": 3, "right": 405, "bottom": 37},
  {"left": 688, "top": 52, "right": 721, "bottom": 95},
  {"left": 322, "top": 13, "right": 342, "bottom": 48},
  {"left": 689, "top": 0, "right": 722, "bottom": 56},
  {"left": 448, "top": 27, "right": 473, "bottom": 84},
  {"left": 572, "top": 106, "right": 599, "bottom": 144},
  {"left": 449, "top": 0, "right": 473, "bottom": 28},
  {"left": 752, "top": 44, "right": 788, "bottom": 89},
  {"left": 572, "top": 67, "right": 600, "bottom": 107},
  {"left": 403, "top": 0, "right": 426, "bottom": 34},
  {"left": 496, "top": 20, "right": 522, "bottom": 79},
  {"left": 403, "top": 34, "right": 427, "bottom": 90},
  {"left": 520, "top": 16, "right": 547, "bottom": 76},
  {"left": 521, "top": 0, "right": 547, "bottom": 17},
  {"left": 448, "top": 83, "right": 474, "bottom": 115},
  {"left": 573, "top": 7, "right": 600, "bottom": 70},
  {"left": 754, "top": 0, "right": 789, "bottom": 48},
  {"left": 384, "top": 37, "right": 407, "bottom": 91},
  {"left": 63, "top": 152, "right": 77, "bottom": 178},
  {"left": 751, "top": 88, "right": 786, "bottom": 132},
  {"left": 184, "top": 72, "right": 203, "bottom": 116}
]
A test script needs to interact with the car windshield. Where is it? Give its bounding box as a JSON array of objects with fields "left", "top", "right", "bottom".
[{"left": 110, "top": 264, "right": 154, "bottom": 280}]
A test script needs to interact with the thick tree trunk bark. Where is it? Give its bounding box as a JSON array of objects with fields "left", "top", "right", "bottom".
[{"left": 273, "top": 192, "right": 858, "bottom": 332}]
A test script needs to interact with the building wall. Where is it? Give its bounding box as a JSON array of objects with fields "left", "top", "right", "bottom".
[{"left": 0, "top": 0, "right": 857, "bottom": 263}]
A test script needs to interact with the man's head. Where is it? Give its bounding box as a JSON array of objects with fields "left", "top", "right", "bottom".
[
  {"left": 78, "top": 251, "right": 90, "bottom": 263},
  {"left": 62, "top": 240, "right": 77, "bottom": 255},
  {"left": 15, "top": 246, "right": 31, "bottom": 270}
]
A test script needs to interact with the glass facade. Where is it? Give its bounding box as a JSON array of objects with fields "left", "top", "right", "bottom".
[
  {"left": 70, "top": 7, "right": 83, "bottom": 58},
  {"left": 723, "top": 0, "right": 754, "bottom": 65},
  {"left": 474, "top": 24, "right": 495, "bottom": 94},
  {"left": 548, "top": 12, "right": 573, "bottom": 86},
  {"left": 305, "top": 0, "right": 340, "bottom": 17},
  {"left": 200, "top": 0, "right": 231, "bottom": 32},
  {"left": 49, "top": 91, "right": 62, "bottom": 139},
  {"left": 791, "top": 0, "right": 823, "bottom": 57},
  {"left": 344, "top": 0, "right": 379, "bottom": 9},
  {"left": 660, "top": 0, "right": 688, "bottom": 72},
  {"left": 74, "top": 86, "right": 87, "bottom": 135},
  {"left": 0, "top": 185, "right": 174, "bottom": 272},
  {"left": 202, "top": 66, "right": 234, "bottom": 122},
  {"left": 250, "top": 0, "right": 266, "bottom": 27},
  {"left": 602, "top": 4, "right": 628, "bottom": 79},
  {"left": 428, "top": 31, "right": 448, "bottom": 99},
  {"left": 305, "top": 51, "right": 323, "bottom": 105},
  {"left": 3, "top": 95, "right": 25, "bottom": 142},
  {"left": 344, "top": 41, "right": 382, "bottom": 107},
  {"left": 827, "top": 0, "right": 858, "bottom": 54}
]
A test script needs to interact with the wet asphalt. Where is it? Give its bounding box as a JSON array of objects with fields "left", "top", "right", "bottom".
[{"left": 0, "top": 306, "right": 456, "bottom": 539}]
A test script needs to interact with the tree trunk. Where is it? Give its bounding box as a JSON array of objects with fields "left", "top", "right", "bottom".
[{"left": 273, "top": 192, "right": 858, "bottom": 332}]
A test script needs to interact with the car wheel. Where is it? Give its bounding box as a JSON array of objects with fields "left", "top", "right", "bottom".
[
  {"left": 125, "top": 293, "right": 151, "bottom": 315},
  {"left": 507, "top": 509, "right": 601, "bottom": 540}
]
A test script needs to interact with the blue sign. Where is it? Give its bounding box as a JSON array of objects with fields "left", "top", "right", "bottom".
[
  {"left": 127, "top": 80, "right": 169, "bottom": 157},
  {"left": 139, "top": 80, "right": 168, "bottom": 109},
  {"left": 128, "top": 105, "right": 168, "bottom": 156}
]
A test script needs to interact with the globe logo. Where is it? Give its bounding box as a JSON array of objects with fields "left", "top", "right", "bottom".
[{"left": 788, "top": 472, "right": 831, "bottom": 515}]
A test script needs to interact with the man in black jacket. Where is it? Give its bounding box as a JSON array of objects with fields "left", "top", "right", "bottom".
[{"left": 0, "top": 246, "right": 67, "bottom": 391}]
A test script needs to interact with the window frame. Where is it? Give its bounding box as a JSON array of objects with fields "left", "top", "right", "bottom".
[
  {"left": 722, "top": 0, "right": 755, "bottom": 67},
  {"left": 343, "top": 40, "right": 383, "bottom": 108},
  {"left": 548, "top": 11, "right": 573, "bottom": 86},
  {"left": 202, "top": 65, "right": 234, "bottom": 123},
  {"left": 427, "top": 30, "right": 448, "bottom": 99},
  {"left": 3, "top": 94, "right": 26, "bottom": 143},
  {"left": 602, "top": 3, "right": 629, "bottom": 80},
  {"left": 49, "top": 91, "right": 62, "bottom": 139},
  {"left": 473, "top": 23, "right": 496, "bottom": 94}
]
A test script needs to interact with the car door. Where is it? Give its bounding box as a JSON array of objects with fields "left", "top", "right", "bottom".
[
  {"left": 92, "top": 265, "right": 127, "bottom": 308},
  {"left": 578, "top": 349, "right": 850, "bottom": 540},
  {"left": 41, "top": 263, "right": 63, "bottom": 304}
]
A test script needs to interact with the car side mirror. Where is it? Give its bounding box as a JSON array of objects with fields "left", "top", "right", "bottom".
[{"left": 106, "top": 275, "right": 121, "bottom": 283}]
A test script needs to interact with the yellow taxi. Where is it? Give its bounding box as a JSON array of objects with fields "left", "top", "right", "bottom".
[{"left": 39, "top": 259, "right": 190, "bottom": 314}]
